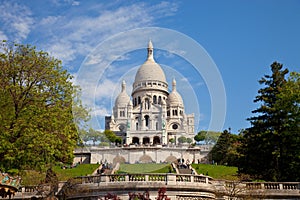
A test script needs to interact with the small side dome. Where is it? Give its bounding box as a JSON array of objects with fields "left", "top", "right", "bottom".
[
  {"left": 115, "top": 81, "right": 130, "bottom": 106},
  {"left": 167, "top": 79, "right": 183, "bottom": 106}
]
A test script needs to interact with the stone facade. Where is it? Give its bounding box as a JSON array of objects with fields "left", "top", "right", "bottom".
[{"left": 105, "top": 41, "right": 195, "bottom": 145}]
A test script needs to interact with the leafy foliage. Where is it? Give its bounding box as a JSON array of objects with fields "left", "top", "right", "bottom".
[
  {"left": 238, "top": 62, "right": 300, "bottom": 181},
  {"left": 194, "top": 130, "right": 221, "bottom": 144},
  {"left": 208, "top": 129, "right": 241, "bottom": 166},
  {"left": 177, "top": 136, "right": 187, "bottom": 144},
  {"left": 0, "top": 41, "right": 89, "bottom": 171},
  {"left": 186, "top": 137, "right": 193, "bottom": 144},
  {"left": 103, "top": 130, "right": 122, "bottom": 145},
  {"left": 20, "top": 164, "right": 100, "bottom": 185}
]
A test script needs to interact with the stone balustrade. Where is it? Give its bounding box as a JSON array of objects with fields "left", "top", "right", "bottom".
[
  {"left": 72, "top": 173, "right": 212, "bottom": 185},
  {"left": 5, "top": 174, "right": 300, "bottom": 200},
  {"left": 245, "top": 182, "right": 300, "bottom": 190}
]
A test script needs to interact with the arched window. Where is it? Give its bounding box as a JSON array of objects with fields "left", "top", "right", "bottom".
[
  {"left": 153, "top": 95, "right": 157, "bottom": 104},
  {"left": 138, "top": 96, "right": 141, "bottom": 104},
  {"left": 119, "top": 111, "right": 125, "bottom": 117},
  {"left": 143, "top": 137, "right": 150, "bottom": 145},
  {"left": 132, "top": 137, "right": 139, "bottom": 145},
  {"left": 144, "top": 115, "right": 149, "bottom": 127},
  {"left": 172, "top": 110, "right": 178, "bottom": 116},
  {"left": 153, "top": 136, "right": 160, "bottom": 145},
  {"left": 145, "top": 98, "right": 150, "bottom": 110},
  {"left": 158, "top": 96, "right": 162, "bottom": 104}
]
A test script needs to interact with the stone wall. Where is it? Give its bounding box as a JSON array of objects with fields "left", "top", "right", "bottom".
[{"left": 74, "top": 146, "right": 208, "bottom": 165}]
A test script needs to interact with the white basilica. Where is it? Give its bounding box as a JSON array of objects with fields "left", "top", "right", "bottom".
[{"left": 105, "top": 41, "right": 195, "bottom": 145}]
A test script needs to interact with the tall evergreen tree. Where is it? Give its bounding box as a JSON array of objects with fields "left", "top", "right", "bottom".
[
  {"left": 273, "top": 72, "right": 300, "bottom": 181},
  {"left": 208, "top": 129, "right": 241, "bottom": 166},
  {"left": 238, "top": 62, "right": 298, "bottom": 181}
]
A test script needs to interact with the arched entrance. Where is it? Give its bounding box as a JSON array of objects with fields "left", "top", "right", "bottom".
[
  {"left": 153, "top": 136, "right": 160, "bottom": 145},
  {"left": 143, "top": 137, "right": 150, "bottom": 145},
  {"left": 132, "top": 137, "right": 139, "bottom": 145}
]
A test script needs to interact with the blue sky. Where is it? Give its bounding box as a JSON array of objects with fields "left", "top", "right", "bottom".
[{"left": 1, "top": 0, "right": 299, "bottom": 133}]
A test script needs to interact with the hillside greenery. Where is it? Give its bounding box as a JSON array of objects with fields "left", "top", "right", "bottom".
[
  {"left": 192, "top": 164, "right": 238, "bottom": 180},
  {"left": 21, "top": 164, "right": 100, "bottom": 185}
]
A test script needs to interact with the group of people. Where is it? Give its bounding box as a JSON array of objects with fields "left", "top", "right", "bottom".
[
  {"left": 97, "top": 160, "right": 113, "bottom": 175},
  {"left": 177, "top": 158, "right": 193, "bottom": 169}
]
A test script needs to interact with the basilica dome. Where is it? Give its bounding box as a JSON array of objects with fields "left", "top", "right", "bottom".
[
  {"left": 115, "top": 80, "right": 130, "bottom": 106},
  {"left": 134, "top": 59, "right": 167, "bottom": 83},
  {"left": 167, "top": 79, "right": 183, "bottom": 106},
  {"left": 132, "top": 41, "right": 168, "bottom": 94}
]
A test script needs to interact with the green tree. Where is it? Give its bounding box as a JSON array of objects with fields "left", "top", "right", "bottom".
[
  {"left": 208, "top": 129, "right": 240, "bottom": 166},
  {"left": 178, "top": 136, "right": 187, "bottom": 144},
  {"left": 0, "top": 41, "right": 88, "bottom": 171},
  {"left": 194, "top": 130, "right": 221, "bottom": 144},
  {"left": 186, "top": 137, "right": 193, "bottom": 144},
  {"left": 103, "top": 130, "right": 122, "bottom": 145},
  {"left": 169, "top": 138, "right": 175, "bottom": 144},
  {"left": 194, "top": 131, "right": 206, "bottom": 143},
  {"left": 272, "top": 72, "right": 300, "bottom": 181},
  {"left": 83, "top": 128, "right": 102, "bottom": 145},
  {"left": 238, "top": 62, "right": 299, "bottom": 181}
]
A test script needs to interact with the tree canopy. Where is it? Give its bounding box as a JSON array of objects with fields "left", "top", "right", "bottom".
[
  {"left": 208, "top": 129, "right": 241, "bottom": 166},
  {"left": 0, "top": 41, "right": 88, "bottom": 171},
  {"left": 238, "top": 62, "right": 300, "bottom": 181},
  {"left": 194, "top": 130, "right": 221, "bottom": 144},
  {"left": 103, "top": 130, "right": 122, "bottom": 145}
]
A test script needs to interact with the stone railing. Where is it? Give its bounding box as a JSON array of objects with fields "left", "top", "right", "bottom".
[
  {"left": 71, "top": 173, "right": 212, "bottom": 186},
  {"left": 8, "top": 175, "right": 300, "bottom": 200},
  {"left": 245, "top": 182, "right": 300, "bottom": 190}
]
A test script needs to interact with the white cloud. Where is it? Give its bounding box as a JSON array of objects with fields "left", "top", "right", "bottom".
[
  {"left": 91, "top": 105, "right": 109, "bottom": 118},
  {"left": 0, "top": 1, "right": 179, "bottom": 130},
  {"left": 0, "top": 30, "right": 8, "bottom": 41},
  {"left": 39, "top": 16, "right": 61, "bottom": 26},
  {"left": 95, "top": 79, "right": 119, "bottom": 100},
  {"left": 71, "top": 1, "right": 80, "bottom": 6},
  {"left": 47, "top": 41, "right": 76, "bottom": 63},
  {"left": 33, "top": 1, "right": 178, "bottom": 66},
  {"left": 0, "top": 1, "right": 34, "bottom": 41}
]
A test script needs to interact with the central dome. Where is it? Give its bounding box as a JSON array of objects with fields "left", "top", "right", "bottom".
[
  {"left": 133, "top": 41, "right": 168, "bottom": 93},
  {"left": 134, "top": 59, "right": 167, "bottom": 83}
]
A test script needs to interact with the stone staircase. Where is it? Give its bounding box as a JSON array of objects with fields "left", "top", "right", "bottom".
[
  {"left": 172, "top": 163, "right": 196, "bottom": 175},
  {"left": 178, "top": 167, "right": 193, "bottom": 174}
]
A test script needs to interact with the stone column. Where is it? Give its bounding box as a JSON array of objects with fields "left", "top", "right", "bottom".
[{"left": 126, "top": 131, "right": 131, "bottom": 144}]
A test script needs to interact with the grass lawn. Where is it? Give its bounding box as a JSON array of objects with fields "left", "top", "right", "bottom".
[
  {"left": 118, "top": 163, "right": 174, "bottom": 174},
  {"left": 52, "top": 164, "right": 100, "bottom": 181},
  {"left": 21, "top": 164, "right": 100, "bottom": 185},
  {"left": 192, "top": 164, "right": 238, "bottom": 180},
  {"left": 20, "top": 163, "right": 238, "bottom": 186}
]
